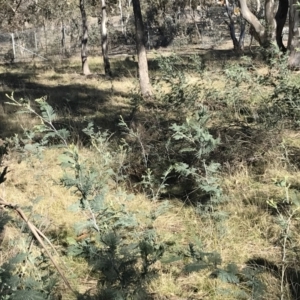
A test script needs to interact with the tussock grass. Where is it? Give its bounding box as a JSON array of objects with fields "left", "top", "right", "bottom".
[{"left": 1, "top": 50, "right": 300, "bottom": 299}]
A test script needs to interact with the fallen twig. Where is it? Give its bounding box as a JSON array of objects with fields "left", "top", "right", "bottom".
[{"left": 0, "top": 197, "right": 75, "bottom": 294}]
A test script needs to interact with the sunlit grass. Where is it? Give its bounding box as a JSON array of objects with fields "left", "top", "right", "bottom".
[{"left": 1, "top": 50, "right": 300, "bottom": 299}]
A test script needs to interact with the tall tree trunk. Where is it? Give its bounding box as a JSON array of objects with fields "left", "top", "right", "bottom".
[
  {"left": 101, "top": 0, "right": 111, "bottom": 76},
  {"left": 239, "top": 0, "right": 281, "bottom": 49},
  {"left": 288, "top": 0, "right": 300, "bottom": 68},
  {"left": 132, "top": 0, "right": 152, "bottom": 98},
  {"left": 79, "top": 0, "right": 91, "bottom": 75},
  {"left": 275, "top": 0, "right": 289, "bottom": 52},
  {"left": 191, "top": 10, "right": 202, "bottom": 43},
  {"left": 239, "top": 0, "right": 266, "bottom": 45},
  {"left": 264, "top": 0, "right": 276, "bottom": 43},
  {"left": 119, "top": 0, "right": 124, "bottom": 34}
]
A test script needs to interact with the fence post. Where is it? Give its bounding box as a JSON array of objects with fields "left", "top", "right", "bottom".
[
  {"left": 147, "top": 22, "right": 150, "bottom": 50},
  {"left": 61, "top": 23, "right": 66, "bottom": 55},
  {"left": 44, "top": 23, "right": 48, "bottom": 54},
  {"left": 11, "top": 33, "right": 16, "bottom": 60},
  {"left": 34, "top": 31, "right": 38, "bottom": 52}
]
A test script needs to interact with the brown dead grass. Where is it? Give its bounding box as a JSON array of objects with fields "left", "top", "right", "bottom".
[{"left": 1, "top": 52, "right": 300, "bottom": 299}]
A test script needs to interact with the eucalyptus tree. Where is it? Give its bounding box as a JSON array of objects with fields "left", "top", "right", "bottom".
[
  {"left": 120, "top": 0, "right": 132, "bottom": 38},
  {"left": 238, "top": 0, "right": 276, "bottom": 48},
  {"left": 275, "top": 0, "right": 288, "bottom": 52},
  {"left": 0, "top": 0, "right": 32, "bottom": 30},
  {"left": 238, "top": 0, "right": 300, "bottom": 68},
  {"left": 132, "top": 0, "right": 152, "bottom": 97},
  {"left": 80, "top": 0, "right": 92, "bottom": 75},
  {"left": 100, "top": 0, "right": 111, "bottom": 76},
  {"left": 287, "top": 0, "right": 300, "bottom": 68}
]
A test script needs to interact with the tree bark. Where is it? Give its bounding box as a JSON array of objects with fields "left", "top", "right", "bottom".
[
  {"left": 79, "top": 0, "right": 91, "bottom": 75},
  {"left": 101, "top": 0, "right": 111, "bottom": 76},
  {"left": 119, "top": 0, "right": 124, "bottom": 34},
  {"left": 288, "top": 0, "right": 300, "bottom": 68},
  {"left": 239, "top": 0, "right": 279, "bottom": 48},
  {"left": 132, "top": 0, "right": 152, "bottom": 98},
  {"left": 264, "top": 0, "right": 277, "bottom": 43},
  {"left": 275, "top": 0, "right": 289, "bottom": 52},
  {"left": 124, "top": 0, "right": 132, "bottom": 38},
  {"left": 239, "top": 0, "right": 266, "bottom": 45},
  {"left": 224, "top": 0, "right": 245, "bottom": 52},
  {"left": 225, "top": 1, "right": 238, "bottom": 50},
  {"left": 256, "top": 0, "right": 261, "bottom": 14},
  {"left": 238, "top": 20, "right": 246, "bottom": 50}
]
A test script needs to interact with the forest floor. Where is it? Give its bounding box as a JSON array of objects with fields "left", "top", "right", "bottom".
[{"left": 0, "top": 43, "right": 300, "bottom": 300}]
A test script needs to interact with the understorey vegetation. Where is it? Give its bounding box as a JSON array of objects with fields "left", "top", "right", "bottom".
[{"left": 1, "top": 48, "right": 300, "bottom": 299}]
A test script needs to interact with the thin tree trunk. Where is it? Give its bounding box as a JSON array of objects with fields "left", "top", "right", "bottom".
[
  {"left": 191, "top": 10, "right": 202, "bottom": 43},
  {"left": 132, "top": 0, "right": 152, "bottom": 98},
  {"left": 119, "top": 0, "right": 124, "bottom": 34},
  {"left": 226, "top": 19, "right": 239, "bottom": 50},
  {"left": 80, "top": 0, "right": 91, "bottom": 75},
  {"left": 238, "top": 19, "right": 246, "bottom": 50},
  {"left": 225, "top": 0, "right": 239, "bottom": 50},
  {"left": 224, "top": 0, "right": 244, "bottom": 52},
  {"left": 288, "top": 0, "right": 300, "bottom": 68},
  {"left": 275, "top": 0, "right": 288, "bottom": 52},
  {"left": 101, "top": 0, "right": 111, "bottom": 76},
  {"left": 124, "top": 0, "right": 132, "bottom": 38}
]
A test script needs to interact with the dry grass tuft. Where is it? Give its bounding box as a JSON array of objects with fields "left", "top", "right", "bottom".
[{"left": 1, "top": 52, "right": 300, "bottom": 299}]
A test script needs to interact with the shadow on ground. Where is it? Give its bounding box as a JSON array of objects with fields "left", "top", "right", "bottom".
[
  {"left": 0, "top": 68, "right": 132, "bottom": 139},
  {"left": 247, "top": 257, "right": 300, "bottom": 299}
]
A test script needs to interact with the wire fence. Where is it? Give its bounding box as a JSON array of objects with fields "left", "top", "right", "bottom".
[
  {"left": 0, "top": 24, "right": 83, "bottom": 62},
  {"left": 0, "top": 7, "right": 277, "bottom": 63},
  {"left": 0, "top": 27, "right": 226, "bottom": 63}
]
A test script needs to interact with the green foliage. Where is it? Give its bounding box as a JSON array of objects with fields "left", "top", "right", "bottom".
[
  {"left": 267, "top": 178, "right": 300, "bottom": 299},
  {"left": 217, "top": 263, "right": 266, "bottom": 298},
  {"left": 120, "top": 55, "right": 223, "bottom": 210},
  {"left": 269, "top": 78, "right": 300, "bottom": 127},
  {"left": 11, "top": 94, "right": 69, "bottom": 145},
  {"left": 5, "top": 93, "right": 70, "bottom": 160},
  {"left": 240, "top": 266, "right": 266, "bottom": 299},
  {"left": 170, "top": 108, "right": 219, "bottom": 158},
  {"left": 0, "top": 250, "right": 58, "bottom": 299},
  {"left": 156, "top": 54, "right": 203, "bottom": 110},
  {"left": 59, "top": 128, "right": 136, "bottom": 238},
  {"left": 183, "top": 243, "right": 222, "bottom": 273},
  {"left": 67, "top": 209, "right": 166, "bottom": 298},
  {"left": 8, "top": 50, "right": 299, "bottom": 299},
  {"left": 171, "top": 113, "right": 223, "bottom": 211},
  {"left": 252, "top": 49, "right": 300, "bottom": 129},
  {"left": 224, "top": 59, "right": 253, "bottom": 86},
  {"left": 216, "top": 263, "right": 240, "bottom": 284},
  {"left": 87, "top": 233, "right": 164, "bottom": 298},
  {"left": 5, "top": 94, "right": 170, "bottom": 298},
  {"left": 182, "top": 244, "right": 266, "bottom": 299},
  {"left": 1, "top": 169, "right": 57, "bottom": 299},
  {"left": 57, "top": 123, "right": 170, "bottom": 298},
  {"left": 0, "top": 197, "right": 58, "bottom": 299}
]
